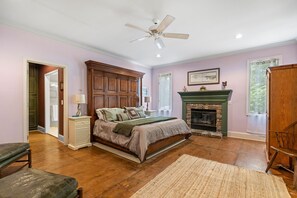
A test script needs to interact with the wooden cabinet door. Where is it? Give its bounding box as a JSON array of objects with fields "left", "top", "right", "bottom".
[
  {"left": 29, "top": 64, "right": 38, "bottom": 130},
  {"left": 58, "top": 68, "right": 64, "bottom": 136}
]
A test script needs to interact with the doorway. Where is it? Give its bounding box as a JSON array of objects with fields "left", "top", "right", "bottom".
[
  {"left": 45, "top": 70, "right": 59, "bottom": 137},
  {"left": 27, "top": 61, "right": 67, "bottom": 143}
]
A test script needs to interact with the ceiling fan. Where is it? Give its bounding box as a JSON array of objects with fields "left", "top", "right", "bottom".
[{"left": 125, "top": 15, "right": 189, "bottom": 49}]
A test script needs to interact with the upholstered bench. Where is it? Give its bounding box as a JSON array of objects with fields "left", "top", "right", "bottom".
[
  {"left": 0, "top": 143, "right": 31, "bottom": 170},
  {"left": 0, "top": 168, "right": 82, "bottom": 198}
]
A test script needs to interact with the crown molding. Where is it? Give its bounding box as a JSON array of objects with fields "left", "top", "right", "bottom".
[
  {"left": 0, "top": 21, "right": 151, "bottom": 69},
  {"left": 152, "top": 39, "right": 297, "bottom": 69}
]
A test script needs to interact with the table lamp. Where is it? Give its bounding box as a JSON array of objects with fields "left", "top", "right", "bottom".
[
  {"left": 74, "top": 94, "right": 86, "bottom": 116},
  {"left": 144, "top": 96, "right": 151, "bottom": 111}
]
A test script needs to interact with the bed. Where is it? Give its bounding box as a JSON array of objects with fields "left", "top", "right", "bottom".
[{"left": 86, "top": 60, "right": 191, "bottom": 162}]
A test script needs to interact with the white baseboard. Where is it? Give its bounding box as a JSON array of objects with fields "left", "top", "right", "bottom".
[
  {"left": 228, "top": 131, "right": 265, "bottom": 142},
  {"left": 58, "top": 134, "right": 64, "bottom": 143},
  {"left": 37, "top": 125, "right": 45, "bottom": 132}
]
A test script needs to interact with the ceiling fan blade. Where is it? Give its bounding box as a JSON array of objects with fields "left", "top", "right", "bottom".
[
  {"left": 155, "top": 38, "right": 165, "bottom": 49},
  {"left": 130, "top": 35, "right": 151, "bottom": 43},
  {"left": 163, "top": 33, "right": 189, "bottom": 39},
  {"left": 156, "top": 15, "right": 175, "bottom": 33},
  {"left": 125, "top": 23, "right": 150, "bottom": 34}
]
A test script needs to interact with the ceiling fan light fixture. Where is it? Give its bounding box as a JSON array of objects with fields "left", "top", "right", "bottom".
[
  {"left": 155, "top": 37, "right": 164, "bottom": 49},
  {"left": 126, "top": 14, "right": 188, "bottom": 49}
]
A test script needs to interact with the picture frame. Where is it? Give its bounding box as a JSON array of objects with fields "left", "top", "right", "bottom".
[{"left": 187, "top": 68, "right": 220, "bottom": 86}]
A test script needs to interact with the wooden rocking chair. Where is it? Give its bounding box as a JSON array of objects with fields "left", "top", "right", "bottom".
[{"left": 266, "top": 120, "right": 297, "bottom": 188}]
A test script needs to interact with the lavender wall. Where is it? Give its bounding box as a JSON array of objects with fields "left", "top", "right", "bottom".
[
  {"left": 152, "top": 43, "right": 297, "bottom": 133},
  {"left": 0, "top": 24, "right": 151, "bottom": 143}
]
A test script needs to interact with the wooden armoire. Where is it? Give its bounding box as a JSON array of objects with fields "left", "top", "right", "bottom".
[{"left": 266, "top": 64, "right": 297, "bottom": 165}]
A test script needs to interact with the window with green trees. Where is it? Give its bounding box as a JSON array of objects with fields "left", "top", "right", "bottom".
[{"left": 248, "top": 57, "right": 280, "bottom": 114}]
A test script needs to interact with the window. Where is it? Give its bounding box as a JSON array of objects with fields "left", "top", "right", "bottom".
[
  {"left": 247, "top": 56, "right": 281, "bottom": 114},
  {"left": 158, "top": 73, "right": 172, "bottom": 111}
]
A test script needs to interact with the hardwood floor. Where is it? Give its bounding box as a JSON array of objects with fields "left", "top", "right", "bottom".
[{"left": 2, "top": 131, "right": 297, "bottom": 197}]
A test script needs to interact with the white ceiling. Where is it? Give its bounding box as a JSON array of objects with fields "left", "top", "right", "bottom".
[{"left": 1, "top": 0, "right": 297, "bottom": 67}]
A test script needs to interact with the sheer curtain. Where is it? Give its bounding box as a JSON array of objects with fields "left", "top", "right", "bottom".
[
  {"left": 159, "top": 73, "right": 172, "bottom": 116},
  {"left": 247, "top": 57, "right": 280, "bottom": 135},
  {"left": 247, "top": 114, "right": 266, "bottom": 135}
]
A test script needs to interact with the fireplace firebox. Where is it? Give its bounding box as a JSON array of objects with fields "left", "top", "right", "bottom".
[{"left": 191, "top": 109, "right": 217, "bottom": 132}]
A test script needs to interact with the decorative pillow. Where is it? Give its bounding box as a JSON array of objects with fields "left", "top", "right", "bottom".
[
  {"left": 102, "top": 108, "right": 125, "bottom": 121},
  {"left": 135, "top": 106, "right": 144, "bottom": 112},
  {"left": 95, "top": 109, "right": 106, "bottom": 120},
  {"left": 138, "top": 111, "right": 146, "bottom": 118},
  {"left": 127, "top": 109, "right": 140, "bottom": 119},
  {"left": 125, "top": 106, "right": 146, "bottom": 118},
  {"left": 117, "top": 113, "right": 130, "bottom": 121},
  {"left": 124, "top": 106, "right": 135, "bottom": 110}
]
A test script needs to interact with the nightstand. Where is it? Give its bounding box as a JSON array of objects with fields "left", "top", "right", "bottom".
[
  {"left": 144, "top": 110, "right": 157, "bottom": 117},
  {"left": 68, "top": 116, "right": 92, "bottom": 150}
]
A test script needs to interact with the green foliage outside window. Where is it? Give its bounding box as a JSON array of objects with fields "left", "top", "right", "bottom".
[{"left": 248, "top": 58, "right": 279, "bottom": 114}]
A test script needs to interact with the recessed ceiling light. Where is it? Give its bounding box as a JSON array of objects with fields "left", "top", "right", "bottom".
[
  {"left": 235, "top": 33, "right": 243, "bottom": 39},
  {"left": 156, "top": 54, "right": 161, "bottom": 58}
]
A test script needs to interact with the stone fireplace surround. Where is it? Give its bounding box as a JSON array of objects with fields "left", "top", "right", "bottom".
[
  {"left": 187, "top": 103, "right": 222, "bottom": 135},
  {"left": 178, "top": 90, "right": 232, "bottom": 136}
]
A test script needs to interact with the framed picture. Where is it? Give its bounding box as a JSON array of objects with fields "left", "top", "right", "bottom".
[{"left": 187, "top": 68, "right": 220, "bottom": 86}]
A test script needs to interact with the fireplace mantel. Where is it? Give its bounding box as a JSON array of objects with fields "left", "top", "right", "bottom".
[{"left": 178, "top": 90, "right": 232, "bottom": 136}]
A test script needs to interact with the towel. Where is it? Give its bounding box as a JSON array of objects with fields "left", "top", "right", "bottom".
[{"left": 51, "top": 105, "right": 58, "bottom": 121}]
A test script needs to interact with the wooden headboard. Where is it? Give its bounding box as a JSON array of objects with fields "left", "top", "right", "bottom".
[{"left": 85, "top": 60, "right": 145, "bottom": 140}]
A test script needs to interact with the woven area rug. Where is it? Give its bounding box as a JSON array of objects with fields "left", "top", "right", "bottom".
[{"left": 131, "top": 154, "right": 290, "bottom": 198}]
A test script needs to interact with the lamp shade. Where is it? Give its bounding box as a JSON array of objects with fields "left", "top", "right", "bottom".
[
  {"left": 144, "top": 96, "right": 151, "bottom": 103},
  {"left": 74, "top": 94, "right": 86, "bottom": 104}
]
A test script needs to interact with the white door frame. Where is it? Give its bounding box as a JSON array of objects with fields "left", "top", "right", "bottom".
[
  {"left": 45, "top": 69, "right": 59, "bottom": 137},
  {"left": 24, "top": 59, "right": 68, "bottom": 144}
]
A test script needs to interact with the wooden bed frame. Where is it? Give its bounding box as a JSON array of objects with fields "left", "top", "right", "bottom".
[{"left": 86, "top": 60, "right": 191, "bottom": 161}]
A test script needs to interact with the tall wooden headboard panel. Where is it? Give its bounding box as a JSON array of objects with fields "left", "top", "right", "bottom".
[{"left": 85, "top": 60, "right": 145, "bottom": 140}]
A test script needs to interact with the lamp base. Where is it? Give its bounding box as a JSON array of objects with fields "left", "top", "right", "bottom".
[
  {"left": 76, "top": 110, "right": 82, "bottom": 117},
  {"left": 76, "top": 104, "right": 82, "bottom": 117}
]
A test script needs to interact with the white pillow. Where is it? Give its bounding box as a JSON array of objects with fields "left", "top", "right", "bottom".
[
  {"left": 97, "top": 108, "right": 125, "bottom": 121},
  {"left": 95, "top": 109, "right": 106, "bottom": 120}
]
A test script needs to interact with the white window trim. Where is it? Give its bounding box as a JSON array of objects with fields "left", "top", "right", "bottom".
[
  {"left": 158, "top": 72, "right": 173, "bottom": 111},
  {"left": 246, "top": 55, "right": 282, "bottom": 116}
]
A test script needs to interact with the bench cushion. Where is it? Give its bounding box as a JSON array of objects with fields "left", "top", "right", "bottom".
[
  {"left": 0, "top": 143, "right": 30, "bottom": 163},
  {"left": 0, "top": 169, "right": 78, "bottom": 198}
]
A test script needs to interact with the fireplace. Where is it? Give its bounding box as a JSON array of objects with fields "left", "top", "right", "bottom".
[
  {"left": 191, "top": 109, "right": 216, "bottom": 131},
  {"left": 178, "top": 90, "right": 232, "bottom": 136}
]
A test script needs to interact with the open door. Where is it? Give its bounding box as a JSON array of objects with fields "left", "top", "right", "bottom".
[
  {"left": 27, "top": 61, "right": 66, "bottom": 144},
  {"left": 45, "top": 70, "right": 59, "bottom": 138}
]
